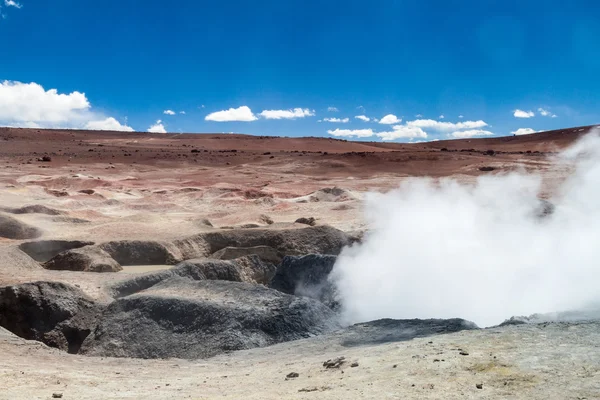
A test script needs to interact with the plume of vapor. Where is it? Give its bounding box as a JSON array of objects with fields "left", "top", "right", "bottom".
[{"left": 331, "top": 130, "right": 600, "bottom": 327}]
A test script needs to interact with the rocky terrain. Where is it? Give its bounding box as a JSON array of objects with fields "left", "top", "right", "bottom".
[{"left": 0, "top": 126, "right": 599, "bottom": 399}]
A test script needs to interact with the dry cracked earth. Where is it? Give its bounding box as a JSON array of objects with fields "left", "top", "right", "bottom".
[{"left": 0, "top": 126, "right": 599, "bottom": 399}]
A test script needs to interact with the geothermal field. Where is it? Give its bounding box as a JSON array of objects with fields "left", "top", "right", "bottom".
[{"left": 1, "top": 125, "right": 599, "bottom": 399}]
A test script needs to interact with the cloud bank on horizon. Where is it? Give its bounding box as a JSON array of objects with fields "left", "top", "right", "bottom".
[{"left": 0, "top": 79, "right": 578, "bottom": 140}]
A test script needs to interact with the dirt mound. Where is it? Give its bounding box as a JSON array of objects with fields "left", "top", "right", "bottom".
[
  {"left": 44, "top": 246, "right": 122, "bottom": 273},
  {"left": 99, "top": 241, "right": 182, "bottom": 265},
  {"left": 0, "top": 281, "right": 103, "bottom": 353},
  {"left": 81, "top": 278, "right": 339, "bottom": 359},
  {"left": 7, "top": 205, "right": 63, "bottom": 216},
  {"left": 310, "top": 187, "right": 355, "bottom": 202},
  {"left": 175, "top": 225, "right": 351, "bottom": 260},
  {"left": 211, "top": 245, "right": 283, "bottom": 265},
  {"left": 111, "top": 255, "right": 275, "bottom": 298},
  {"left": 271, "top": 254, "right": 338, "bottom": 309},
  {"left": 19, "top": 240, "right": 94, "bottom": 262},
  {"left": 0, "top": 213, "right": 42, "bottom": 240}
]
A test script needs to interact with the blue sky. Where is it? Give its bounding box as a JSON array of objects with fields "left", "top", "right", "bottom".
[{"left": 1, "top": 0, "right": 599, "bottom": 141}]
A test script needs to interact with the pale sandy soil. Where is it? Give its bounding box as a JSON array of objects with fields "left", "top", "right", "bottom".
[{"left": 0, "top": 321, "right": 598, "bottom": 399}]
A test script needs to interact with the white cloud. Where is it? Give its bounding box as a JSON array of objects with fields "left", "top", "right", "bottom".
[
  {"left": 258, "top": 108, "right": 314, "bottom": 120},
  {"left": 322, "top": 117, "right": 349, "bottom": 123},
  {"left": 511, "top": 128, "right": 537, "bottom": 136},
  {"left": 450, "top": 129, "right": 494, "bottom": 139},
  {"left": 406, "top": 119, "right": 488, "bottom": 131},
  {"left": 205, "top": 106, "right": 257, "bottom": 122},
  {"left": 538, "top": 108, "right": 557, "bottom": 118},
  {"left": 163, "top": 109, "right": 175, "bottom": 115},
  {"left": 379, "top": 114, "right": 402, "bottom": 125},
  {"left": 0, "top": 80, "right": 90, "bottom": 124},
  {"left": 327, "top": 128, "right": 374, "bottom": 138},
  {"left": 439, "top": 115, "right": 445, "bottom": 119},
  {"left": 355, "top": 115, "right": 370, "bottom": 122},
  {"left": 376, "top": 125, "right": 427, "bottom": 141},
  {"left": 458, "top": 115, "right": 464, "bottom": 119},
  {"left": 514, "top": 109, "right": 535, "bottom": 118},
  {"left": 179, "top": 111, "right": 186, "bottom": 114},
  {"left": 0, "top": 80, "right": 133, "bottom": 131},
  {"left": 4, "top": 0, "right": 22, "bottom": 8},
  {"left": 327, "top": 107, "right": 339, "bottom": 112},
  {"left": 415, "top": 114, "right": 423, "bottom": 118},
  {"left": 148, "top": 119, "right": 167, "bottom": 133},
  {"left": 84, "top": 117, "right": 134, "bottom": 132}
]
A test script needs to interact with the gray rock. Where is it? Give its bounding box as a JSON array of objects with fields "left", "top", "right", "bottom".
[
  {"left": 111, "top": 255, "right": 276, "bottom": 298},
  {"left": 211, "top": 245, "right": 283, "bottom": 265},
  {"left": 44, "top": 246, "right": 122, "bottom": 272},
  {"left": 271, "top": 254, "right": 338, "bottom": 309},
  {"left": 0, "top": 281, "right": 103, "bottom": 353},
  {"left": 338, "top": 318, "right": 478, "bottom": 347},
  {"left": 82, "top": 278, "right": 339, "bottom": 359},
  {"left": 0, "top": 213, "right": 42, "bottom": 240}
]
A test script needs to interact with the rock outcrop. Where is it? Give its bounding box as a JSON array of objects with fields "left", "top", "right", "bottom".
[
  {"left": 19, "top": 240, "right": 94, "bottom": 263},
  {"left": 43, "top": 246, "right": 122, "bottom": 272},
  {"left": 0, "top": 281, "right": 103, "bottom": 353},
  {"left": 82, "top": 278, "right": 339, "bottom": 359},
  {"left": 210, "top": 245, "right": 283, "bottom": 265},
  {"left": 111, "top": 255, "right": 275, "bottom": 298},
  {"left": 99, "top": 240, "right": 182, "bottom": 265}
]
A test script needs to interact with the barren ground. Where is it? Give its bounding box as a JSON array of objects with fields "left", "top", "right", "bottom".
[{"left": 0, "top": 126, "right": 598, "bottom": 399}]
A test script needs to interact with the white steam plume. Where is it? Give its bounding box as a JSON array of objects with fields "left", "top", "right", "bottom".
[{"left": 331, "top": 130, "right": 600, "bottom": 327}]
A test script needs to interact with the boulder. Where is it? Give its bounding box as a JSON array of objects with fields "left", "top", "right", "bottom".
[
  {"left": 271, "top": 254, "right": 338, "bottom": 309},
  {"left": 0, "top": 213, "right": 42, "bottom": 240},
  {"left": 210, "top": 245, "right": 283, "bottom": 265},
  {"left": 44, "top": 246, "right": 122, "bottom": 272},
  {"left": 81, "top": 278, "right": 339, "bottom": 359},
  {"left": 99, "top": 240, "right": 182, "bottom": 265},
  {"left": 295, "top": 217, "right": 316, "bottom": 226},
  {"left": 111, "top": 255, "right": 276, "bottom": 298},
  {"left": 0, "top": 281, "right": 103, "bottom": 353}
]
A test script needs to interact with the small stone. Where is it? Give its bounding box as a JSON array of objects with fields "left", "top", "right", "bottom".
[
  {"left": 52, "top": 394, "right": 63, "bottom": 399},
  {"left": 433, "top": 359, "right": 440, "bottom": 362},
  {"left": 350, "top": 362, "right": 359, "bottom": 368},
  {"left": 459, "top": 351, "right": 469, "bottom": 356},
  {"left": 286, "top": 372, "right": 299, "bottom": 379},
  {"left": 393, "top": 364, "right": 397, "bottom": 368},
  {"left": 323, "top": 357, "right": 346, "bottom": 369},
  {"left": 476, "top": 383, "right": 483, "bottom": 389}
]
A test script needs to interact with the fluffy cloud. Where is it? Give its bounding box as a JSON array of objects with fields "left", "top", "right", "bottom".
[
  {"left": 0, "top": 80, "right": 133, "bottom": 131},
  {"left": 538, "top": 108, "right": 557, "bottom": 118},
  {"left": 458, "top": 115, "right": 464, "bottom": 119},
  {"left": 439, "top": 115, "right": 445, "bottom": 119},
  {"left": 415, "top": 114, "right": 423, "bottom": 118},
  {"left": 511, "top": 128, "right": 537, "bottom": 136},
  {"left": 327, "top": 107, "right": 339, "bottom": 112},
  {"left": 205, "top": 106, "right": 257, "bottom": 122},
  {"left": 450, "top": 129, "right": 494, "bottom": 139},
  {"left": 355, "top": 115, "right": 370, "bottom": 122},
  {"left": 379, "top": 114, "right": 402, "bottom": 124},
  {"left": 322, "top": 117, "right": 349, "bottom": 123},
  {"left": 514, "top": 109, "right": 535, "bottom": 118},
  {"left": 376, "top": 125, "right": 427, "bottom": 141},
  {"left": 4, "top": 0, "right": 22, "bottom": 8},
  {"left": 179, "top": 111, "right": 186, "bottom": 114},
  {"left": 327, "top": 128, "right": 374, "bottom": 138},
  {"left": 148, "top": 120, "right": 166, "bottom": 133},
  {"left": 258, "top": 108, "right": 314, "bottom": 120},
  {"left": 84, "top": 117, "right": 134, "bottom": 132},
  {"left": 0, "top": 80, "right": 90, "bottom": 124},
  {"left": 406, "top": 119, "right": 488, "bottom": 131},
  {"left": 163, "top": 109, "right": 176, "bottom": 115}
]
